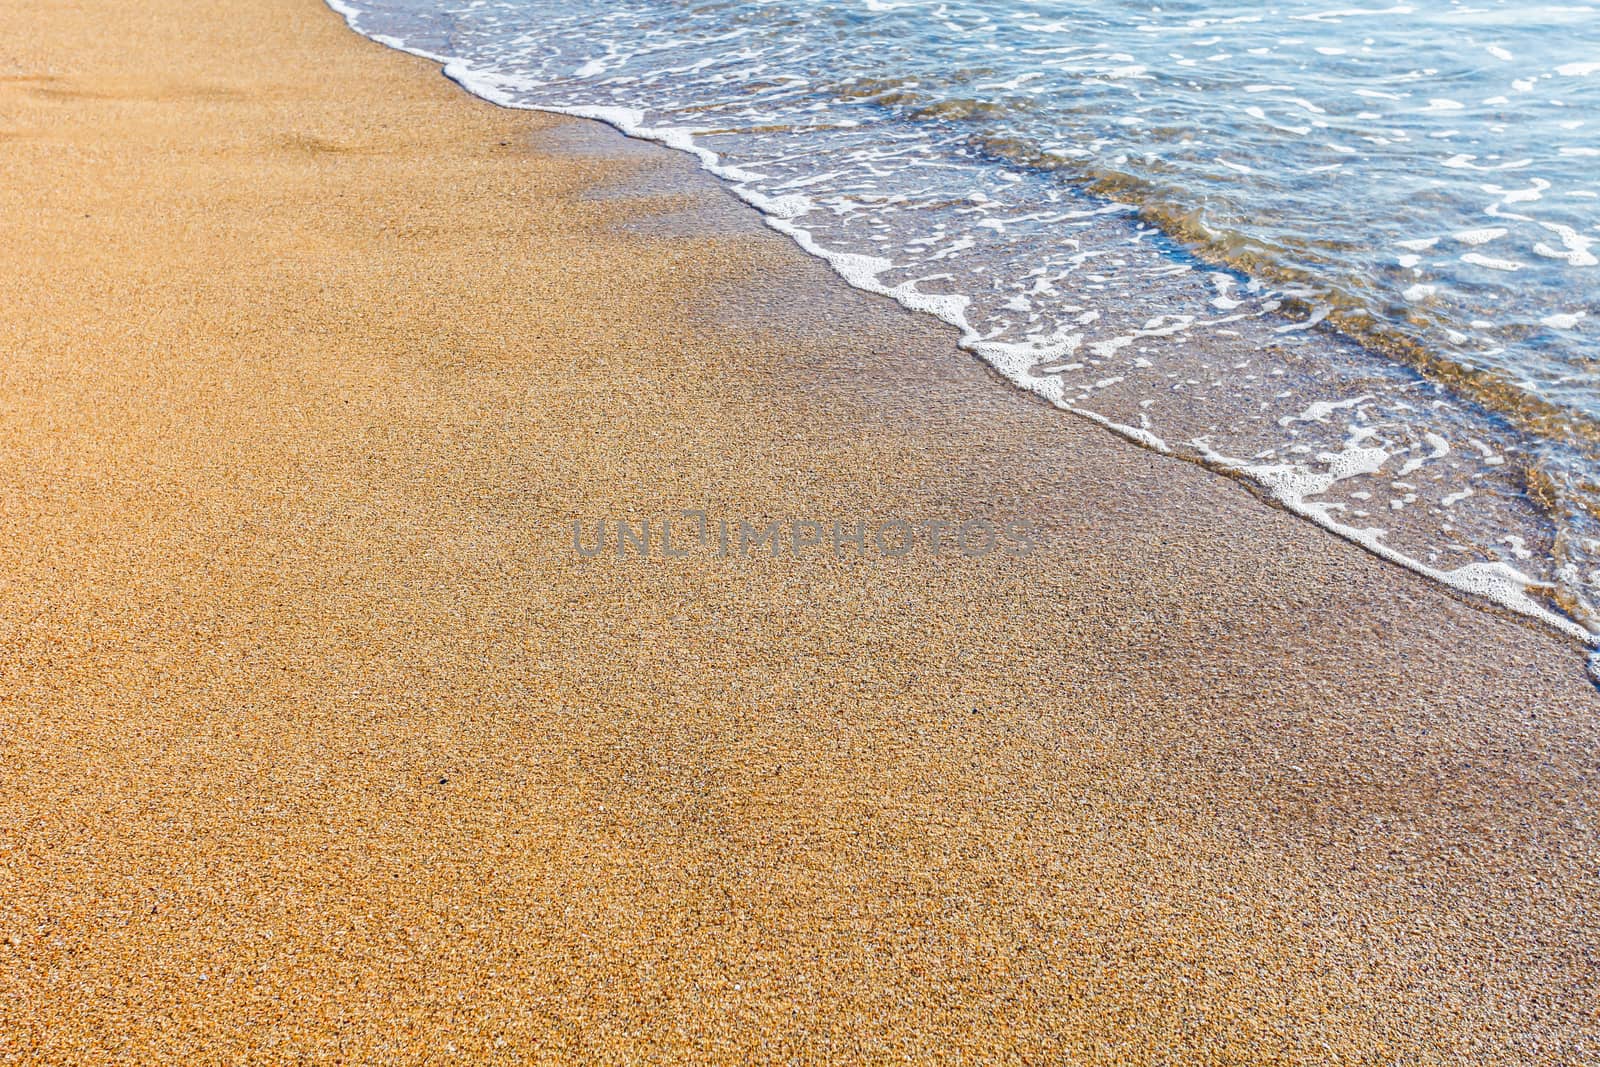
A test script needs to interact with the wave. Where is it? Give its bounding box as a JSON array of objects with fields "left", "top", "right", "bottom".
[{"left": 323, "top": 0, "right": 1600, "bottom": 673}]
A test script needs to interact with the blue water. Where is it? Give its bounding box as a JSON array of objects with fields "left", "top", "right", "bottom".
[{"left": 331, "top": 0, "right": 1600, "bottom": 643}]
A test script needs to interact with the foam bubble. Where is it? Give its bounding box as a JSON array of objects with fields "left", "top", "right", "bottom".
[{"left": 1461, "top": 252, "right": 1524, "bottom": 271}]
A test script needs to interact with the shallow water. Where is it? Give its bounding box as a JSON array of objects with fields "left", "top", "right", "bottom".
[{"left": 330, "top": 0, "right": 1600, "bottom": 644}]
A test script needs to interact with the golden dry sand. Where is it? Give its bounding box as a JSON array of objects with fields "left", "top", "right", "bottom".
[{"left": 1, "top": 0, "right": 1598, "bottom": 1062}]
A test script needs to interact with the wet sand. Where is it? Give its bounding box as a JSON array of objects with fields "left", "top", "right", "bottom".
[{"left": 1, "top": 0, "right": 1597, "bottom": 1062}]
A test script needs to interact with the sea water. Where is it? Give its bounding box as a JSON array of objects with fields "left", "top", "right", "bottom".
[{"left": 329, "top": 0, "right": 1600, "bottom": 646}]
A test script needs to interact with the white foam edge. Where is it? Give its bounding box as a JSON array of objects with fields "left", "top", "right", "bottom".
[
  {"left": 1066, "top": 408, "right": 1170, "bottom": 453},
  {"left": 324, "top": 0, "right": 1600, "bottom": 659},
  {"left": 1193, "top": 442, "right": 1595, "bottom": 646}
]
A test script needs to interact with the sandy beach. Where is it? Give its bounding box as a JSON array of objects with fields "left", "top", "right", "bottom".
[{"left": 1, "top": 0, "right": 1597, "bottom": 1061}]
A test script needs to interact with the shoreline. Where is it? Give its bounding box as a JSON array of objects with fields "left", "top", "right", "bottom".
[
  {"left": 327, "top": 0, "right": 1600, "bottom": 655},
  {"left": 3, "top": 0, "right": 1598, "bottom": 1061}
]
